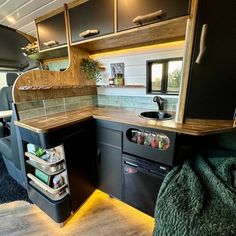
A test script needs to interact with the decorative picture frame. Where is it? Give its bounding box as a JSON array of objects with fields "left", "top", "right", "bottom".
[{"left": 110, "top": 63, "right": 124, "bottom": 78}]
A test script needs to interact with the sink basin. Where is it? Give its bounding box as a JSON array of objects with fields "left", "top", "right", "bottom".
[{"left": 139, "top": 111, "right": 173, "bottom": 120}]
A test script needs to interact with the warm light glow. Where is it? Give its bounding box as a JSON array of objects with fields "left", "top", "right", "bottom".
[
  {"left": 66, "top": 190, "right": 154, "bottom": 225},
  {"left": 6, "top": 17, "right": 16, "bottom": 24},
  {"left": 25, "top": 190, "right": 154, "bottom": 234},
  {"left": 91, "top": 41, "right": 184, "bottom": 59}
]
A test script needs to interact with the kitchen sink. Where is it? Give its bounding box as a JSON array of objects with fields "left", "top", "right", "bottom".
[{"left": 139, "top": 111, "right": 173, "bottom": 120}]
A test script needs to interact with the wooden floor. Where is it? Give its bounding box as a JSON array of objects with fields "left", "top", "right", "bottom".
[{"left": 0, "top": 190, "right": 154, "bottom": 236}]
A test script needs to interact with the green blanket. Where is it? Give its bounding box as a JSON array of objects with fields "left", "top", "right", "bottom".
[{"left": 153, "top": 154, "right": 236, "bottom": 236}]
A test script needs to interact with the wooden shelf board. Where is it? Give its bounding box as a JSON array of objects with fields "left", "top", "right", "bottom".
[
  {"left": 72, "top": 16, "right": 188, "bottom": 53},
  {"left": 28, "top": 46, "right": 68, "bottom": 61},
  {"left": 97, "top": 85, "right": 145, "bottom": 88},
  {"left": 18, "top": 85, "right": 97, "bottom": 91}
]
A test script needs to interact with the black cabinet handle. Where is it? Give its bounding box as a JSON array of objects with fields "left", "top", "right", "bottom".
[
  {"left": 79, "top": 29, "right": 100, "bottom": 38},
  {"left": 133, "top": 10, "right": 163, "bottom": 25},
  {"left": 43, "top": 40, "right": 58, "bottom": 47},
  {"left": 195, "top": 24, "right": 208, "bottom": 64}
]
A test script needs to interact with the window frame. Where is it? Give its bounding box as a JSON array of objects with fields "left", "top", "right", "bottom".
[{"left": 146, "top": 57, "right": 183, "bottom": 95}]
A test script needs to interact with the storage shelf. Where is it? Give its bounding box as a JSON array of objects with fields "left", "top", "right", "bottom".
[
  {"left": 97, "top": 85, "right": 145, "bottom": 88},
  {"left": 27, "top": 173, "right": 68, "bottom": 201},
  {"left": 27, "top": 45, "right": 68, "bottom": 61},
  {"left": 72, "top": 16, "right": 187, "bottom": 53},
  {"left": 29, "top": 180, "right": 68, "bottom": 202},
  {"left": 26, "top": 159, "right": 65, "bottom": 176},
  {"left": 18, "top": 85, "right": 96, "bottom": 91},
  {"left": 25, "top": 152, "right": 63, "bottom": 167}
]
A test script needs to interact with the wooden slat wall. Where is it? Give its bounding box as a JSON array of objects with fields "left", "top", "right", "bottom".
[{"left": 13, "top": 46, "right": 97, "bottom": 103}]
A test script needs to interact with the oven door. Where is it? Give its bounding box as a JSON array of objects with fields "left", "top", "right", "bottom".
[{"left": 123, "top": 154, "right": 167, "bottom": 216}]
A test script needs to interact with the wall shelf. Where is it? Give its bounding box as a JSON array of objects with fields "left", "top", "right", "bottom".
[
  {"left": 18, "top": 85, "right": 97, "bottom": 91},
  {"left": 72, "top": 16, "right": 187, "bottom": 53},
  {"left": 97, "top": 85, "right": 145, "bottom": 88},
  {"left": 27, "top": 45, "right": 68, "bottom": 61}
]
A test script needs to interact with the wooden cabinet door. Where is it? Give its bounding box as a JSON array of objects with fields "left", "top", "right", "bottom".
[
  {"left": 117, "top": 0, "right": 190, "bottom": 32},
  {"left": 185, "top": 0, "right": 236, "bottom": 120},
  {"left": 37, "top": 12, "right": 67, "bottom": 51},
  {"left": 69, "top": 0, "right": 114, "bottom": 43}
]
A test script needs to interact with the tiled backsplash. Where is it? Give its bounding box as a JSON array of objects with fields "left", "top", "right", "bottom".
[
  {"left": 46, "top": 59, "right": 69, "bottom": 71},
  {"left": 16, "top": 95, "right": 97, "bottom": 120},
  {"left": 98, "top": 95, "right": 178, "bottom": 111}
]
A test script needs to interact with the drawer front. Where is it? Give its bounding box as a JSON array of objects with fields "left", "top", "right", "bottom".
[
  {"left": 37, "top": 12, "right": 67, "bottom": 51},
  {"left": 117, "top": 0, "right": 190, "bottom": 32},
  {"left": 69, "top": 0, "right": 114, "bottom": 43},
  {"left": 96, "top": 126, "right": 122, "bottom": 148},
  {"left": 122, "top": 124, "right": 176, "bottom": 166}
]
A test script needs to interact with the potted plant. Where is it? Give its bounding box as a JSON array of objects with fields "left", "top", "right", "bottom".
[{"left": 80, "top": 58, "right": 103, "bottom": 81}]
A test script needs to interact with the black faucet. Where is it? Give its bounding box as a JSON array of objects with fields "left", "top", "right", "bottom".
[{"left": 153, "top": 96, "right": 165, "bottom": 111}]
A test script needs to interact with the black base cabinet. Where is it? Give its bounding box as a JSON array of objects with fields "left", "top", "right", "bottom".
[
  {"left": 95, "top": 119, "right": 123, "bottom": 199},
  {"left": 185, "top": 0, "right": 236, "bottom": 120},
  {"left": 18, "top": 119, "right": 96, "bottom": 223}
]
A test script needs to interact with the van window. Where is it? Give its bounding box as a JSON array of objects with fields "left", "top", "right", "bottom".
[{"left": 147, "top": 58, "right": 183, "bottom": 94}]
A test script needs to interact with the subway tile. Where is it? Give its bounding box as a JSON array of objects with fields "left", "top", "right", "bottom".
[
  {"left": 80, "top": 95, "right": 92, "bottom": 101},
  {"left": 121, "top": 96, "right": 135, "bottom": 108},
  {"left": 65, "top": 96, "right": 81, "bottom": 104},
  {"left": 98, "top": 95, "right": 106, "bottom": 105},
  {"left": 66, "top": 102, "right": 81, "bottom": 111},
  {"left": 44, "top": 98, "right": 65, "bottom": 108},
  {"left": 106, "top": 96, "right": 121, "bottom": 107},
  {"left": 80, "top": 99, "right": 92, "bottom": 107},
  {"left": 92, "top": 99, "right": 98, "bottom": 106},
  {"left": 16, "top": 101, "right": 44, "bottom": 111},
  {"left": 45, "top": 105, "right": 65, "bottom": 115},
  {"left": 18, "top": 108, "right": 46, "bottom": 120}
]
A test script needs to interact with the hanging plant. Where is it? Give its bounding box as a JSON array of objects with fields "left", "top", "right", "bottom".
[{"left": 80, "top": 58, "right": 102, "bottom": 81}]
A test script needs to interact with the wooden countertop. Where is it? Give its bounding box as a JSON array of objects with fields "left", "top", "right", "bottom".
[{"left": 14, "top": 106, "right": 236, "bottom": 136}]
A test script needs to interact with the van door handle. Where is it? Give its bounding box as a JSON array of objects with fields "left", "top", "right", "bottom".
[
  {"left": 79, "top": 29, "right": 100, "bottom": 38},
  {"left": 195, "top": 24, "right": 208, "bottom": 64},
  {"left": 133, "top": 10, "right": 163, "bottom": 25}
]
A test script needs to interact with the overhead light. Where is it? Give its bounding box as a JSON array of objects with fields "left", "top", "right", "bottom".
[{"left": 7, "top": 17, "right": 16, "bottom": 24}]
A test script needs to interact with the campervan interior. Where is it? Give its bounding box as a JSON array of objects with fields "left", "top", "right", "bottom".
[{"left": 0, "top": 0, "right": 235, "bottom": 235}]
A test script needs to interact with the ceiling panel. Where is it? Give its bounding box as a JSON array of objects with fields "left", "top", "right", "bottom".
[
  {"left": 0, "top": 0, "right": 53, "bottom": 26},
  {"left": 0, "top": 0, "right": 74, "bottom": 36},
  {"left": 0, "top": 0, "right": 7, "bottom": 6},
  {"left": 0, "top": 0, "right": 30, "bottom": 20}
]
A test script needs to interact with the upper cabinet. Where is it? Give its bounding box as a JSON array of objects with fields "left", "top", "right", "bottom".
[
  {"left": 185, "top": 0, "right": 236, "bottom": 120},
  {"left": 69, "top": 0, "right": 114, "bottom": 44},
  {"left": 117, "top": 0, "right": 191, "bottom": 32},
  {"left": 36, "top": 9, "right": 67, "bottom": 51}
]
